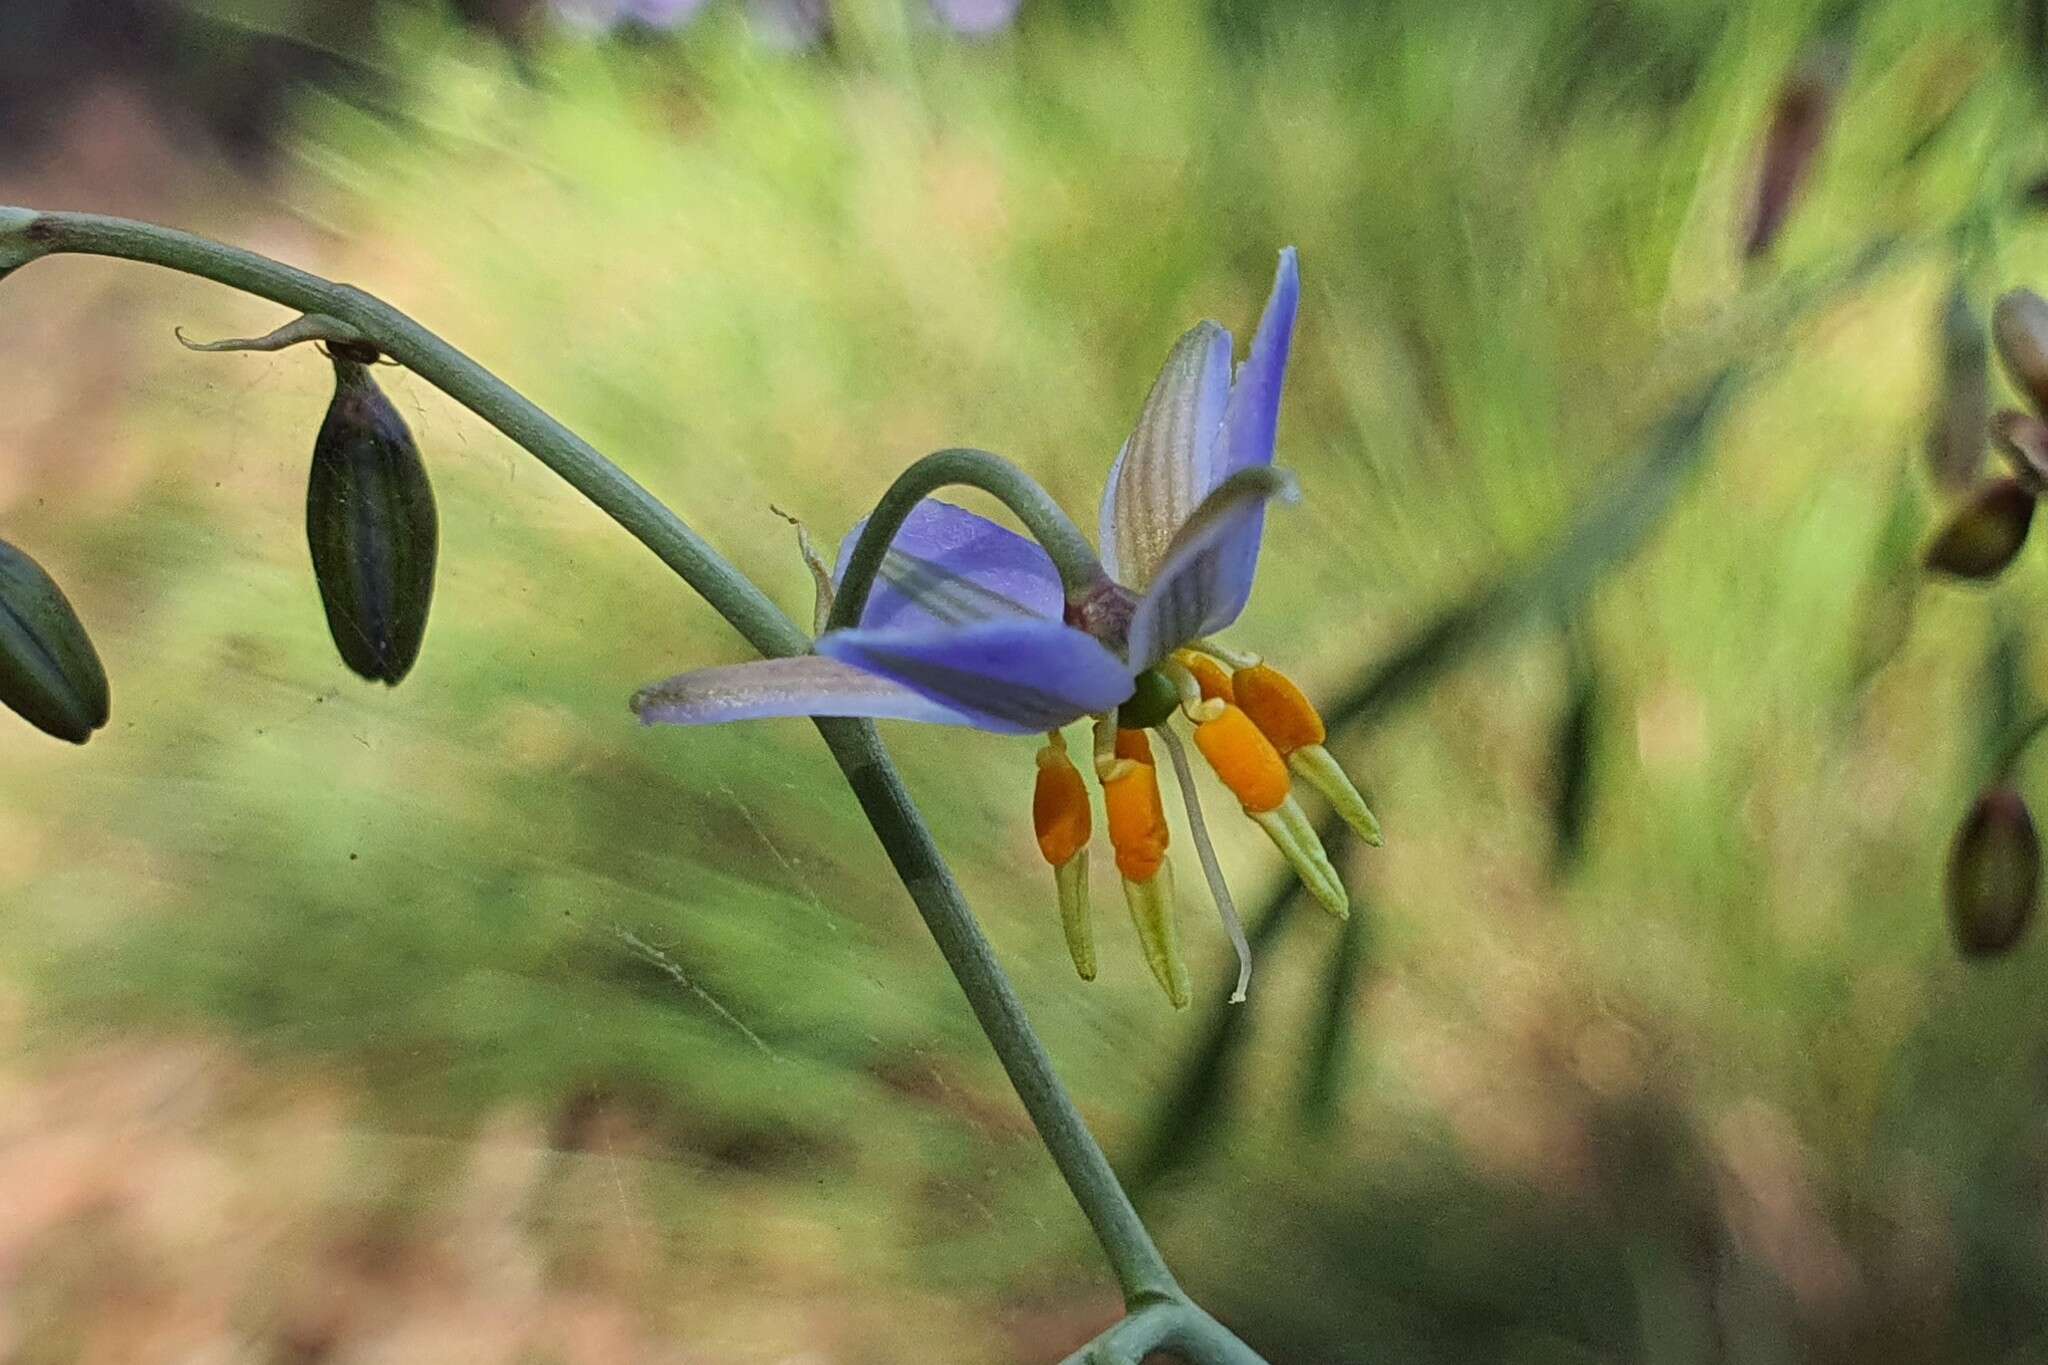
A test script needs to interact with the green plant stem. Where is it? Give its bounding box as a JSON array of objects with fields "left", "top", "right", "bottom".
[
  {"left": 824, "top": 719, "right": 1173, "bottom": 1306},
  {"left": 828, "top": 445, "right": 1109, "bottom": 631},
  {"left": 0, "top": 207, "right": 1219, "bottom": 1336},
  {"left": 1055, "top": 1298, "right": 1269, "bottom": 1365},
  {"left": 1994, "top": 707, "right": 2048, "bottom": 779},
  {"left": 0, "top": 208, "right": 806, "bottom": 661}
]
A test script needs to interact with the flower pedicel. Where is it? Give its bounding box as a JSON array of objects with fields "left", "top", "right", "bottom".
[{"left": 635, "top": 251, "right": 1380, "bottom": 1006}]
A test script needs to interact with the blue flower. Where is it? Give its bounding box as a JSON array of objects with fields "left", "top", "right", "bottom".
[
  {"left": 636, "top": 250, "right": 1379, "bottom": 1005},
  {"left": 641, "top": 250, "right": 1299, "bottom": 734}
]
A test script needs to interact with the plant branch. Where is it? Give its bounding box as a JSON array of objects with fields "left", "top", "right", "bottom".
[
  {"left": 829, "top": 445, "right": 1109, "bottom": 632},
  {"left": 1054, "top": 1296, "right": 1270, "bottom": 1365},
  {"left": 0, "top": 207, "right": 1195, "bottom": 1323},
  {"left": 1994, "top": 706, "right": 2048, "bottom": 779}
]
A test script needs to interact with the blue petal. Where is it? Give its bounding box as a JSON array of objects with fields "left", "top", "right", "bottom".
[
  {"left": 817, "top": 618, "right": 1135, "bottom": 733},
  {"left": 835, "top": 498, "right": 1063, "bottom": 631},
  {"left": 1097, "top": 323, "right": 1234, "bottom": 587},
  {"left": 633, "top": 655, "right": 984, "bottom": 727},
  {"left": 1125, "top": 467, "right": 1297, "bottom": 669},
  {"left": 1219, "top": 248, "right": 1300, "bottom": 476}
]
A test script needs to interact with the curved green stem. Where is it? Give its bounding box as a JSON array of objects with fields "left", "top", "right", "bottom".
[
  {"left": 1995, "top": 707, "right": 2048, "bottom": 779},
  {"left": 0, "top": 208, "right": 1195, "bottom": 1328},
  {"left": 1, "top": 208, "right": 808, "bottom": 662},
  {"left": 824, "top": 718, "right": 1176, "bottom": 1304},
  {"left": 828, "top": 445, "right": 1109, "bottom": 632}
]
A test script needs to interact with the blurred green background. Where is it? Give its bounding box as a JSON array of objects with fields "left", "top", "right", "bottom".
[{"left": 7, "top": 0, "right": 2048, "bottom": 1360}]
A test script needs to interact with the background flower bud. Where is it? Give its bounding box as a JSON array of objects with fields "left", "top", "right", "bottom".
[
  {"left": 1994, "top": 288, "right": 2048, "bottom": 417},
  {"left": 1925, "top": 284, "right": 1989, "bottom": 495},
  {"left": 1923, "top": 477, "right": 2035, "bottom": 579},
  {"left": 1742, "top": 43, "right": 1843, "bottom": 259},
  {"left": 0, "top": 538, "right": 109, "bottom": 744},
  {"left": 1947, "top": 786, "right": 2041, "bottom": 958},
  {"left": 1992, "top": 409, "right": 2048, "bottom": 486},
  {"left": 306, "top": 357, "right": 439, "bottom": 685}
]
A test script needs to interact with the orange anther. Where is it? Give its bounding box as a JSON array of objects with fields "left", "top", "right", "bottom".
[
  {"left": 1232, "top": 664, "right": 1325, "bottom": 757},
  {"left": 1032, "top": 745, "right": 1091, "bottom": 866},
  {"left": 1195, "top": 703, "right": 1291, "bottom": 814},
  {"left": 1115, "top": 728, "right": 1154, "bottom": 763},
  {"left": 1180, "top": 653, "right": 1236, "bottom": 705},
  {"left": 1103, "top": 754, "right": 1169, "bottom": 882}
]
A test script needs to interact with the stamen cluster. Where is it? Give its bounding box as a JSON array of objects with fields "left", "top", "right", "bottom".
[{"left": 1032, "top": 651, "right": 1378, "bottom": 1007}]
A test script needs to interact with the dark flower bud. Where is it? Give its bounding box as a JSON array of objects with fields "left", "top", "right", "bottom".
[
  {"left": 1743, "top": 44, "right": 1843, "bottom": 259},
  {"left": 1926, "top": 284, "right": 1989, "bottom": 495},
  {"left": 1993, "top": 409, "right": 2048, "bottom": 486},
  {"left": 0, "top": 538, "right": 109, "bottom": 743},
  {"left": 1924, "top": 477, "right": 2035, "bottom": 579},
  {"left": 1947, "top": 786, "right": 2041, "bottom": 958},
  {"left": 1994, "top": 289, "right": 2048, "bottom": 418},
  {"left": 306, "top": 358, "right": 438, "bottom": 685}
]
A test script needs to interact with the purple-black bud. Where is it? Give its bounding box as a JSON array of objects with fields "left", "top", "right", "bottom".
[
  {"left": 1743, "top": 46, "right": 1842, "bottom": 259},
  {"left": 1992, "top": 409, "right": 2048, "bottom": 486},
  {"left": 0, "top": 538, "right": 109, "bottom": 744},
  {"left": 1926, "top": 284, "right": 1989, "bottom": 495},
  {"left": 1947, "top": 786, "right": 2041, "bottom": 958},
  {"left": 1994, "top": 289, "right": 2048, "bottom": 419},
  {"left": 306, "top": 357, "right": 438, "bottom": 685},
  {"left": 1923, "top": 477, "right": 2035, "bottom": 579}
]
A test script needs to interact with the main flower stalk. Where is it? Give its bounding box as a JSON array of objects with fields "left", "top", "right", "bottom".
[{"left": 0, "top": 208, "right": 1269, "bottom": 1359}]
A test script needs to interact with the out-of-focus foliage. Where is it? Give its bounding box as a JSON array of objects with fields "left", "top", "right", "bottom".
[
  {"left": 13, "top": 0, "right": 2048, "bottom": 1361},
  {"left": 0, "top": 0, "right": 535, "bottom": 170}
]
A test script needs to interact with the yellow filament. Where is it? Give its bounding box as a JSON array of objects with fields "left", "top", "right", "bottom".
[
  {"left": 1232, "top": 663, "right": 1326, "bottom": 757},
  {"left": 1193, "top": 704, "right": 1291, "bottom": 814},
  {"left": 1177, "top": 651, "right": 1237, "bottom": 705},
  {"left": 1092, "top": 713, "right": 1131, "bottom": 782},
  {"left": 1032, "top": 741, "right": 1092, "bottom": 866}
]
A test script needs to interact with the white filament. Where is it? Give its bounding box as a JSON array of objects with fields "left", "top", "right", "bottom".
[{"left": 1158, "top": 724, "right": 1252, "bottom": 1003}]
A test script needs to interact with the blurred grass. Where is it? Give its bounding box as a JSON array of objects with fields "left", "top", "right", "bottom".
[{"left": 11, "top": 0, "right": 2048, "bottom": 1359}]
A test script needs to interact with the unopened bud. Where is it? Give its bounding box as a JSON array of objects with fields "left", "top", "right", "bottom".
[
  {"left": 1993, "top": 409, "right": 2048, "bottom": 486},
  {"left": 1743, "top": 45, "right": 1843, "bottom": 259},
  {"left": 1926, "top": 284, "right": 1990, "bottom": 495},
  {"left": 306, "top": 358, "right": 438, "bottom": 684},
  {"left": 1995, "top": 289, "right": 2048, "bottom": 417},
  {"left": 0, "top": 538, "right": 109, "bottom": 744},
  {"left": 1947, "top": 786, "right": 2040, "bottom": 958},
  {"left": 1923, "top": 477, "right": 2035, "bottom": 579}
]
